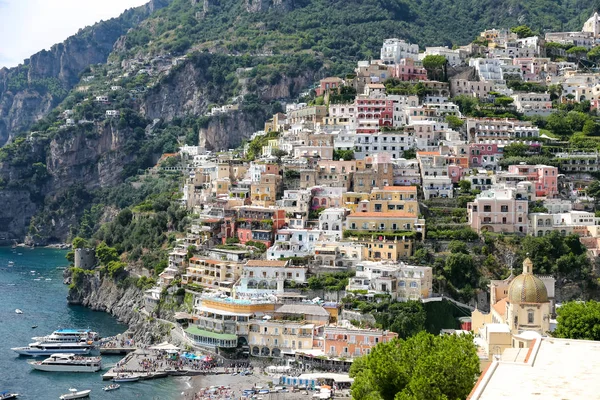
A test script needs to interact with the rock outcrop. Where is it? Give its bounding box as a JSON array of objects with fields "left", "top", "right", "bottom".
[{"left": 67, "top": 272, "right": 171, "bottom": 344}]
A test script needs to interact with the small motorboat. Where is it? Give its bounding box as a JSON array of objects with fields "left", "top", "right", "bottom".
[
  {"left": 31, "top": 325, "right": 38, "bottom": 329},
  {"left": 59, "top": 388, "right": 90, "bottom": 399},
  {"left": 112, "top": 375, "right": 139, "bottom": 383},
  {"left": 8, "top": 261, "right": 14, "bottom": 267},
  {"left": 103, "top": 384, "right": 120, "bottom": 391},
  {"left": 15, "top": 309, "right": 23, "bottom": 314},
  {"left": 0, "top": 391, "right": 19, "bottom": 399}
]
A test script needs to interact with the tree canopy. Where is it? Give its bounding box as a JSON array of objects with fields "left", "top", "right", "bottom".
[
  {"left": 511, "top": 25, "right": 536, "bottom": 38},
  {"left": 349, "top": 331, "right": 479, "bottom": 400},
  {"left": 553, "top": 301, "right": 600, "bottom": 341}
]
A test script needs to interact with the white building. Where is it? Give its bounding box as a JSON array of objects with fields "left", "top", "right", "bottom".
[
  {"left": 470, "top": 59, "right": 504, "bottom": 82},
  {"left": 347, "top": 261, "right": 433, "bottom": 300},
  {"left": 235, "top": 260, "right": 308, "bottom": 298},
  {"left": 512, "top": 92, "right": 553, "bottom": 116},
  {"left": 420, "top": 46, "right": 464, "bottom": 66},
  {"left": 380, "top": 38, "right": 419, "bottom": 64}
]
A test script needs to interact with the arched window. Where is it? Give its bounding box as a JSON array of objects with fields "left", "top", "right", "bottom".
[{"left": 527, "top": 310, "right": 534, "bottom": 324}]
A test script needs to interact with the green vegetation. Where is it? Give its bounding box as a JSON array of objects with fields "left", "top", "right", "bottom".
[
  {"left": 333, "top": 149, "right": 355, "bottom": 161},
  {"left": 308, "top": 272, "right": 354, "bottom": 291},
  {"left": 349, "top": 332, "right": 479, "bottom": 400},
  {"left": 510, "top": 25, "right": 536, "bottom": 39},
  {"left": 422, "top": 55, "right": 447, "bottom": 81},
  {"left": 553, "top": 300, "right": 600, "bottom": 340},
  {"left": 245, "top": 131, "right": 279, "bottom": 161}
]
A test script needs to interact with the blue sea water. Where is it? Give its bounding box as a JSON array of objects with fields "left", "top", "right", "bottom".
[{"left": 0, "top": 247, "right": 178, "bottom": 399}]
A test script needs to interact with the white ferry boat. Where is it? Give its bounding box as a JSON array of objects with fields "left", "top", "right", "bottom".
[
  {"left": 32, "top": 329, "right": 99, "bottom": 343},
  {"left": 28, "top": 353, "right": 102, "bottom": 372},
  {"left": 11, "top": 342, "right": 93, "bottom": 357}
]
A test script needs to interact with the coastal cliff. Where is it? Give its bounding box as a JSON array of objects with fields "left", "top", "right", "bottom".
[
  {"left": 0, "top": 0, "right": 172, "bottom": 146},
  {"left": 67, "top": 272, "right": 173, "bottom": 344}
]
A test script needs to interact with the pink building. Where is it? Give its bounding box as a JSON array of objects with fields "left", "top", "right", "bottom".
[
  {"left": 467, "top": 188, "right": 529, "bottom": 234},
  {"left": 506, "top": 164, "right": 558, "bottom": 198},
  {"left": 391, "top": 58, "right": 427, "bottom": 82},
  {"left": 468, "top": 143, "right": 501, "bottom": 170},
  {"left": 355, "top": 98, "right": 394, "bottom": 134},
  {"left": 315, "top": 77, "right": 344, "bottom": 96}
]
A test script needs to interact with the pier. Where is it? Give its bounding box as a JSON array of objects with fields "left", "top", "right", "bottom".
[{"left": 102, "top": 347, "right": 226, "bottom": 381}]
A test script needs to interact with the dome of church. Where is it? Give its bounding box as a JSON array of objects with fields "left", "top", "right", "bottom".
[{"left": 507, "top": 258, "right": 548, "bottom": 304}]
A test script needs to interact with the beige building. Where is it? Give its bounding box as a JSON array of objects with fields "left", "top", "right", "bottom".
[{"left": 183, "top": 258, "right": 243, "bottom": 295}]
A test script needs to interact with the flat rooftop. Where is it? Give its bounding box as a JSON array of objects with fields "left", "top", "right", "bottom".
[{"left": 470, "top": 337, "right": 600, "bottom": 399}]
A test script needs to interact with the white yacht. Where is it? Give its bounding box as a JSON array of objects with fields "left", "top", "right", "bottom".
[
  {"left": 29, "top": 354, "right": 102, "bottom": 372},
  {"left": 33, "top": 329, "right": 99, "bottom": 343},
  {"left": 59, "top": 388, "right": 91, "bottom": 400},
  {"left": 12, "top": 342, "right": 93, "bottom": 357}
]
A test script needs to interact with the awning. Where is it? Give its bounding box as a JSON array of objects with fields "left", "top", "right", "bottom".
[
  {"left": 149, "top": 342, "right": 181, "bottom": 351},
  {"left": 185, "top": 326, "right": 238, "bottom": 341}
]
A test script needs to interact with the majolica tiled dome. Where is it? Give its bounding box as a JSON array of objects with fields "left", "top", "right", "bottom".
[{"left": 507, "top": 258, "right": 548, "bottom": 304}]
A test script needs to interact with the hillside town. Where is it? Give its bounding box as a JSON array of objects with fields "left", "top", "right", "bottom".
[
  {"left": 19, "top": 9, "right": 600, "bottom": 400},
  {"left": 54, "top": 12, "right": 598, "bottom": 396}
]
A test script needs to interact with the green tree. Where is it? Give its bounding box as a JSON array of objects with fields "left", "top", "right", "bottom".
[
  {"left": 377, "top": 301, "right": 426, "bottom": 339},
  {"left": 511, "top": 25, "right": 535, "bottom": 38},
  {"left": 587, "top": 180, "right": 600, "bottom": 211},
  {"left": 445, "top": 115, "right": 464, "bottom": 131},
  {"left": 333, "top": 149, "right": 355, "bottom": 161},
  {"left": 72, "top": 237, "right": 89, "bottom": 249},
  {"left": 107, "top": 260, "right": 126, "bottom": 278},
  {"left": 422, "top": 55, "right": 447, "bottom": 81},
  {"left": 448, "top": 240, "right": 469, "bottom": 254},
  {"left": 588, "top": 46, "right": 600, "bottom": 62},
  {"left": 96, "top": 242, "right": 119, "bottom": 266},
  {"left": 402, "top": 148, "right": 416, "bottom": 159},
  {"left": 350, "top": 332, "right": 479, "bottom": 400},
  {"left": 458, "top": 180, "right": 471, "bottom": 193},
  {"left": 502, "top": 142, "right": 530, "bottom": 158},
  {"left": 553, "top": 301, "right": 600, "bottom": 340},
  {"left": 566, "top": 46, "right": 588, "bottom": 66}
]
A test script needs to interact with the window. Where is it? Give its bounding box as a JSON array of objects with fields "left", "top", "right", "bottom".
[
  {"left": 500, "top": 205, "right": 508, "bottom": 212},
  {"left": 528, "top": 311, "right": 534, "bottom": 324},
  {"left": 483, "top": 205, "right": 491, "bottom": 212}
]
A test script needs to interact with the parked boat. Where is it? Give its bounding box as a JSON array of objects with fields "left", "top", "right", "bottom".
[
  {"left": 29, "top": 353, "right": 102, "bottom": 372},
  {"left": 12, "top": 341, "right": 93, "bottom": 357},
  {"left": 58, "top": 388, "right": 90, "bottom": 399},
  {"left": 33, "top": 329, "right": 99, "bottom": 343},
  {"left": 112, "top": 375, "right": 140, "bottom": 383},
  {"left": 14, "top": 309, "right": 23, "bottom": 314},
  {"left": 102, "top": 384, "right": 120, "bottom": 392},
  {"left": 0, "top": 391, "right": 18, "bottom": 399}
]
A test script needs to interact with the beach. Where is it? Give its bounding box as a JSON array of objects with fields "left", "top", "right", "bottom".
[{"left": 180, "top": 373, "right": 309, "bottom": 400}]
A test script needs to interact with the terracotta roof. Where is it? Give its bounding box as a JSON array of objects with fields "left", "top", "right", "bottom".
[
  {"left": 492, "top": 297, "right": 508, "bottom": 318},
  {"left": 348, "top": 211, "right": 416, "bottom": 218},
  {"left": 382, "top": 186, "right": 418, "bottom": 191},
  {"left": 417, "top": 151, "right": 440, "bottom": 156},
  {"left": 245, "top": 260, "right": 289, "bottom": 267},
  {"left": 321, "top": 77, "right": 343, "bottom": 82}
]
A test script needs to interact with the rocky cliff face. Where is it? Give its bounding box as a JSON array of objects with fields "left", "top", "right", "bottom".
[
  {"left": 0, "top": 0, "right": 172, "bottom": 147},
  {"left": 46, "top": 123, "right": 134, "bottom": 191},
  {"left": 67, "top": 272, "right": 171, "bottom": 344},
  {"left": 200, "top": 109, "right": 268, "bottom": 150},
  {"left": 0, "top": 190, "right": 37, "bottom": 245}
]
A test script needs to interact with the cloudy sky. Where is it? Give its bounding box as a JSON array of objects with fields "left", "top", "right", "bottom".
[{"left": 0, "top": 0, "right": 149, "bottom": 68}]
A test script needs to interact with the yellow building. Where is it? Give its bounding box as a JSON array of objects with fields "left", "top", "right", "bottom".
[
  {"left": 250, "top": 173, "right": 282, "bottom": 207},
  {"left": 183, "top": 258, "right": 243, "bottom": 295},
  {"left": 472, "top": 258, "right": 555, "bottom": 370},
  {"left": 360, "top": 237, "right": 414, "bottom": 260}
]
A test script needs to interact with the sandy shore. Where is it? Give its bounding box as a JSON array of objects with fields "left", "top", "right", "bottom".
[{"left": 177, "top": 373, "right": 312, "bottom": 400}]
